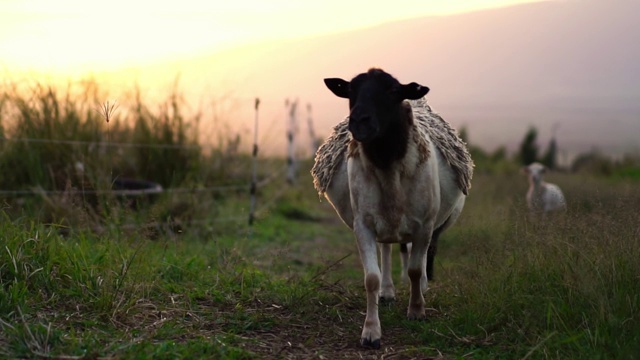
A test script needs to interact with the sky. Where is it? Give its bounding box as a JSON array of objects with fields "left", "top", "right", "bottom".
[
  {"left": 0, "top": 0, "right": 542, "bottom": 75},
  {"left": 1, "top": 0, "right": 637, "bottom": 160}
]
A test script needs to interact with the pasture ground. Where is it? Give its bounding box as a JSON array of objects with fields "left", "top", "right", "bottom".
[{"left": 2, "top": 162, "right": 640, "bottom": 359}]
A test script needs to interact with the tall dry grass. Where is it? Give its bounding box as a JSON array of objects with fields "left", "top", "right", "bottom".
[{"left": 0, "top": 80, "right": 254, "bottom": 231}]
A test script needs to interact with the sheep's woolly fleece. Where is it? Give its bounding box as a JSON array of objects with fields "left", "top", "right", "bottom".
[{"left": 311, "top": 98, "right": 474, "bottom": 196}]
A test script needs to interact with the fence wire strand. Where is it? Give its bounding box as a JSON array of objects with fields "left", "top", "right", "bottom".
[
  {"left": 0, "top": 100, "right": 303, "bottom": 230},
  {"left": 0, "top": 136, "right": 207, "bottom": 150}
]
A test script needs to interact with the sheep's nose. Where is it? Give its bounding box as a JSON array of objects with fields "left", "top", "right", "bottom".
[
  {"left": 351, "top": 114, "right": 371, "bottom": 124},
  {"left": 350, "top": 106, "right": 368, "bottom": 122}
]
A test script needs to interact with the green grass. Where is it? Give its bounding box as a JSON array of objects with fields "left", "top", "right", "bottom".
[
  {"left": 4, "top": 168, "right": 639, "bottom": 359},
  {"left": 1, "top": 81, "right": 640, "bottom": 358}
]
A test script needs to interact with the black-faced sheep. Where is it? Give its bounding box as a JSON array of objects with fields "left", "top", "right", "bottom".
[{"left": 311, "top": 68, "right": 473, "bottom": 348}]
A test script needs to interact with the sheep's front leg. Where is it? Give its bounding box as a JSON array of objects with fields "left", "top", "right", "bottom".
[
  {"left": 379, "top": 243, "right": 395, "bottom": 302},
  {"left": 407, "top": 227, "right": 433, "bottom": 320},
  {"left": 354, "top": 221, "right": 382, "bottom": 349}
]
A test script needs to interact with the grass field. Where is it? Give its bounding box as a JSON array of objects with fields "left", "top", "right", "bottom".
[
  {"left": 2, "top": 164, "right": 640, "bottom": 359},
  {"left": 1, "top": 83, "right": 639, "bottom": 359}
]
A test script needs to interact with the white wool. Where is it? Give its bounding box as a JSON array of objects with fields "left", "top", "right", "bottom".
[
  {"left": 524, "top": 162, "right": 567, "bottom": 213},
  {"left": 312, "top": 98, "right": 473, "bottom": 196}
]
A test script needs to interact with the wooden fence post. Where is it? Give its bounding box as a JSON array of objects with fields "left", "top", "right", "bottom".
[
  {"left": 286, "top": 99, "right": 298, "bottom": 184},
  {"left": 306, "top": 103, "right": 319, "bottom": 157},
  {"left": 249, "top": 98, "right": 260, "bottom": 226}
]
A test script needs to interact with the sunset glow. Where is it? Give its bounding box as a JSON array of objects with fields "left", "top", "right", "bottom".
[{"left": 1, "top": 0, "right": 544, "bottom": 74}]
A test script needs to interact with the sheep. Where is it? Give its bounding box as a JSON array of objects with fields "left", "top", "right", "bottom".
[
  {"left": 523, "top": 162, "right": 566, "bottom": 214},
  {"left": 311, "top": 68, "right": 473, "bottom": 349}
]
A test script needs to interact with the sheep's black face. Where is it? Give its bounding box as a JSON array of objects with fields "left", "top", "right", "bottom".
[
  {"left": 346, "top": 71, "right": 400, "bottom": 143},
  {"left": 324, "top": 68, "right": 429, "bottom": 144}
]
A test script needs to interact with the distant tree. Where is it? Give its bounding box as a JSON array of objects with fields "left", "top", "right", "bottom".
[
  {"left": 571, "top": 150, "right": 614, "bottom": 175},
  {"left": 458, "top": 126, "right": 469, "bottom": 144},
  {"left": 518, "top": 127, "right": 538, "bottom": 165},
  {"left": 541, "top": 137, "right": 558, "bottom": 169},
  {"left": 457, "top": 126, "right": 489, "bottom": 164},
  {"left": 491, "top": 146, "right": 507, "bottom": 162}
]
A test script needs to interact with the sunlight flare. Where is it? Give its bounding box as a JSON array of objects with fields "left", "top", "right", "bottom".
[{"left": 0, "top": 0, "right": 546, "bottom": 73}]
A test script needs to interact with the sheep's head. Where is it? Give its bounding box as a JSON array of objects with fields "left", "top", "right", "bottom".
[
  {"left": 523, "top": 162, "right": 546, "bottom": 184},
  {"left": 324, "top": 68, "right": 429, "bottom": 143}
]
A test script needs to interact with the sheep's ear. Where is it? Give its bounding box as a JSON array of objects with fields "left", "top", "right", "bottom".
[
  {"left": 522, "top": 166, "right": 530, "bottom": 175},
  {"left": 400, "top": 82, "right": 430, "bottom": 100},
  {"left": 324, "top": 78, "right": 350, "bottom": 98}
]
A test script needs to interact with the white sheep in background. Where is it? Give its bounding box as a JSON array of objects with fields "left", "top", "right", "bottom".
[
  {"left": 311, "top": 68, "right": 473, "bottom": 349},
  {"left": 523, "top": 162, "right": 566, "bottom": 214}
]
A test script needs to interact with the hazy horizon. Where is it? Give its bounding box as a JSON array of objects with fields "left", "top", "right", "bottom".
[
  {"left": 0, "top": 0, "right": 545, "bottom": 72},
  {"left": 2, "top": 0, "right": 639, "bottom": 162}
]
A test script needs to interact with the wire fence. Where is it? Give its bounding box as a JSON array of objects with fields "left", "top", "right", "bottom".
[
  {"left": 0, "top": 184, "right": 249, "bottom": 197},
  {"left": 0, "top": 136, "right": 205, "bottom": 150},
  {"left": 0, "top": 138, "right": 294, "bottom": 230},
  {"left": 0, "top": 93, "right": 315, "bottom": 234}
]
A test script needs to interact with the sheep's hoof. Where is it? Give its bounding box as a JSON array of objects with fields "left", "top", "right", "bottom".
[
  {"left": 360, "top": 337, "right": 381, "bottom": 349},
  {"left": 407, "top": 306, "right": 426, "bottom": 320}
]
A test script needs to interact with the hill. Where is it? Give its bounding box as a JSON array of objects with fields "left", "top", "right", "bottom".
[{"left": 101, "top": 0, "right": 640, "bottom": 159}]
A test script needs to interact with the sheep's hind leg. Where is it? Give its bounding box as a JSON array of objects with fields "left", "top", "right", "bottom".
[
  {"left": 407, "top": 227, "right": 433, "bottom": 320},
  {"left": 400, "top": 243, "right": 411, "bottom": 284},
  {"left": 427, "top": 221, "right": 447, "bottom": 281},
  {"left": 379, "top": 243, "right": 396, "bottom": 302}
]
